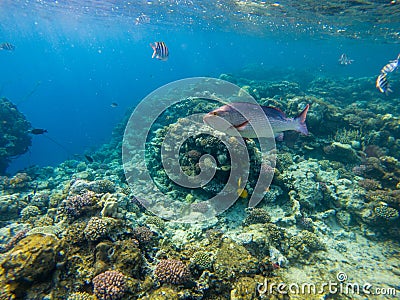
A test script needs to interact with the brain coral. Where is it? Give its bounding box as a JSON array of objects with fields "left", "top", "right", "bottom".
[
  {"left": 190, "top": 251, "right": 213, "bottom": 270},
  {"left": 0, "top": 233, "right": 61, "bottom": 292},
  {"left": 154, "top": 259, "right": 190, "bottom": 285},
  {"left": 92, "top": 270, "right": 126, "bottom": 300}
]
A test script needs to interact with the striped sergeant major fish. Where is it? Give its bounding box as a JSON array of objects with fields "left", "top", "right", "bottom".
[
  {"left": 0, "top": 42, "right": 15, "bottom": 51},
  {"left": 380, "top": 54, "right": 400, "bottom": 74},
  {"left": 376, "top": 73, "right": 392, "bottom": 95},
  {"left": 135, "top": 14, "right": 150, "bottom": 25},
  {"left": 150, "top": 42, "right": 169, "bottom": 61},
  {"left": 338, "top": 53, "right": 353, "bottom": 65}
]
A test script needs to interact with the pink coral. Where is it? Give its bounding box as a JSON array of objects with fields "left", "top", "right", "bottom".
[
  {"left": 92, "top": 270, "right": 126, "bottom": 300},
  {"left": 154, "top": 259, "right": 190, "bottom": 284}
]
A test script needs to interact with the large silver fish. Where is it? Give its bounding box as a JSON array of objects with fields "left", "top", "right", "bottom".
[{"left": 203, "top": 102, "right": 309, "bottom": 139}]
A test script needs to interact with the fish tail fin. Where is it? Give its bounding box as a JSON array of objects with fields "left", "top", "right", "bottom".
[
  {"left": 294, "top": 104, "right": 309, "bottom": 135},
  {"left": 150, "top": 43, "right": 156, "bottom": 58},
  {"left": 385, "top": 87, "right": 393, "bottom": 95}
]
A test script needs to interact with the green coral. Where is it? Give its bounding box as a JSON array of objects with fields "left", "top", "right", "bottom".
[
  {"left": 27, "top": 225, "right": 62, "bottom": 238},
  {"left": 190, "top": 251, "right": 213, "bottom": 270},
  {"left": 276, "top": 152, "right": 294, "bottom": 171},
  {"left": 288, "top": 230, "right": 325, "bottom": 261},
  {"left": 230, "top": 277, "right": 258, "bottom": 300},
  {"left": 20, "top": 205, "right": 41, "bottom": 222},
  {"left": 301, "top": 230, "right": 325, "bottom": 250},
  {"left": 63, "top": 221, "right": 87, "bottom": 245},
  {"left": 264, "top": 223, "right": 284, "bottom": 247},
  {"left": 243, "top": 208, "right": 271, "bottom": 226},
  {"left": 374, "top": 205, "right": 399, "bottom": 222},
  {"left": 333, "top": 128, "right": 362, "bottom": 144},
  {"left": 146, "top": 216, "right": 165, "bottom": 231},
  {"left": 90, "top": 179, "right": 115, "bottom": 193},
  {"left": 111, "top": 239, "right": 143, "bottom": 279},
  {"left": 141, "top": 286, "right": 179, "bottom": 300},
  {"left": 34, "top": 215, "right": 54, "bottom": 227},
  {"left": 84, "top": 217, "right": 109, "bottom": 242},
  {"left": 213, "top": 239, "right": 258, "bottom": 280},
  {"left": 67, "top": 292, "right": 95, "bottom": 300}
]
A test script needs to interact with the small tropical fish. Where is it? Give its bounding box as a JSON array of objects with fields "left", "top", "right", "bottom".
[
  {"left": 338, "top": 53, "right": 353, "bottom": 65},
  {"left": 0, "top": 42, "right": 15, "bottom": 51},
  {"left": 110, "top": 102, "right": 118, "bottom": 108},
  {"left": 29, "top": 128, "right": 48, "bottom": 135},
  {"left": 84, "top": 155, "right": 94, "bottom": 163},
  {"left": 237, "top": 177, "right": 248, "bottom": 198},
  {"left": 376, "top": 73, "right": 392, "bottom": 95},
  {"left": 380, "top": 54, "right": 400, "bottom": 74},
  {"left": 150, "top": 42, "right": 169, "bottom": 61},
  {"left": 135, "top": 14, "right": 150, "bottom": 25},
  {"left": 203, "top": 102, "right": 309, "bottom": 140}
]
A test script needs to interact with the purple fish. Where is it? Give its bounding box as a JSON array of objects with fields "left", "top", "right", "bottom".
[{"left": 203, "top": 102, "right": 309, "bottom": 139}]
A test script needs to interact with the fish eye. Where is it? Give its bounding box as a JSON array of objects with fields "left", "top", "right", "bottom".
[{"left": 212, "top": 112, "right": 218, "bottom": 116}]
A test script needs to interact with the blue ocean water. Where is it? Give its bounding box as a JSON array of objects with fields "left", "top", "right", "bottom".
[{"left": 0, "top": 0, "right": 398, "bottom": 173}]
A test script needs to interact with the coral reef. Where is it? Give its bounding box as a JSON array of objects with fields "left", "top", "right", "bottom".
[
  {"left": 190, "top": 251, "right": 213, "bottom": 270},
  {"left": 58, "top": 191, "right": 97, "bottom": 220},
  {"left": 133, "top": 226, "right": 154, "bottom": 245},
  {"left": 154, "top": 259, "right": 191, "bottom": 285},
  {"left": 243, "top": 207, "right": 271, "bottom": 226},
  {"left": 0, "top": 98, "right": 32, "bottom": 175},
  {"left": 0, "top": 72, "right": 399, "bottom": 299},
  {"left": 84, "top": 217, "right": 109, "bottom": 242},
  {"left": 0, "top": 233, "right": 62, "bottom": 297},
  {"left": 67, "top": 292, "right": 96, "bottom": 300},
  {"left": 374, "top": 205, "right": 399, "bottom": 222},
  {"left": 92, "top": 270, "right": 127, "bottom": 300}
]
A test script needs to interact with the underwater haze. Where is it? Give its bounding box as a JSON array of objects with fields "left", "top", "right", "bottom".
[{"left": 0, "top": 1, "right": 400, "bottom": 299}]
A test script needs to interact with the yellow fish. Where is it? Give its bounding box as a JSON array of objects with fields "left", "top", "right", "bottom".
[{"left": 237, "top": 177, "right": 248, "bottom": 198}]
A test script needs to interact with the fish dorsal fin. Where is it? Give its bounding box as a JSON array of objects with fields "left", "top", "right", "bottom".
[
  {"left": 262, "top": 106, "right": 286, "bottom": 119},
  {"left": 234, "top": 120, "right": 249, "bottom": 131},
  {"left": 150, "top": 43, "right": 156, "bottom": 58}
]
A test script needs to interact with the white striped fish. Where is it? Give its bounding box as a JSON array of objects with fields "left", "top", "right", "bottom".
[
  {"left": 376, "top": 73, "right": 392, "bottom": 95},
  {"left": 150, "top": 42, "right": 169, "bottom": 61},
  {"left": 380, "top": 54, "right": 400, "bottom": 74},
  {"left": 0, "top": 42, "right": 15, "bottom": 51}
]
